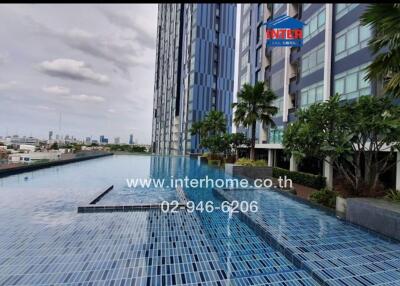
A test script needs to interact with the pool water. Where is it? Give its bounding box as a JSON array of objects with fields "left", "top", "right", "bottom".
[{"left": 0, "top": 155, "right": 399, "bottom": 285}]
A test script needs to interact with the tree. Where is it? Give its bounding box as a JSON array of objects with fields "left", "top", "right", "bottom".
[
  {"left": 50, "top": 142, "right": 59, "bottom": 150},
  {"left": 283, "top": 94, "right": 400, "bottom": 196},
  {"left": 361, "top": 4, "right": 400, "bottom": 97},
  {"left": 201, "top": 135, "right": 229, "bottom": 157},
  {"left": 232, "top": 82, "right": 278, "bottom": 160},
  {"left": 190, "top": 110, "right": 227, "bottom": 150},
  {"left": 203, "top": 110, "right": 227, "bottom": 135},
  {"left": 226, "top": 133, "right": 251, "bottom": 160}
]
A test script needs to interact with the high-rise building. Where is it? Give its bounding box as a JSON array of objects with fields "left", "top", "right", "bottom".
[
  {"left": 99, "top": 135, "right": 108, "bottom": 145},
  {"left": 85, "top": 137, "right": 91, "bottom": 145},
  {"left": 114, "top": 137, "right": 120, "bottom": 144},
  {"left": 129, "top": 134, "right": 134, "bottom": 145},
  {"left": 48, "top": 131, "right": 53, "bottom": 141},
  {"left": 151, "top": 4, "right": 237, "bottom": 155},
  {"left": 238, "top": 3, "right": 375, "bottom": 186}
]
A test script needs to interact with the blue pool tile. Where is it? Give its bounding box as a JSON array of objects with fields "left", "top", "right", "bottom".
[{"left": 217, "top": 188, "right": 400, "bottom": 286}]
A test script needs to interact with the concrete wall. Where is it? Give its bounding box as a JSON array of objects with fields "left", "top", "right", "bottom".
[
  {"left": 346, "top": 198, "right": 400, "bottom": 241},
  {"left": 0, "top": 153, "right": 113, "bottom": 178},
  {"left": 225, "top": 163, "right": 273, "bottom": 180}
]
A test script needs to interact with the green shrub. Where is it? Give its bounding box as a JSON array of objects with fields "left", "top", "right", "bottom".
[
  {"left": 310, "top": 188, "right": 337, "bottom": 208},
  {"left": 208, "top": 159, "right": 221, "bottom": 166},
  {"left": 385, "top": 189, "right": 400, "bottom": 202},
  {"left": 253, "top": 160, "right": 267, "bottom": 167},
  {"left": 272, "top": 167, "right": 326, "bottom": 189},
  {"left": 236, "top": 158, "right": 267, "bottom": 167}
]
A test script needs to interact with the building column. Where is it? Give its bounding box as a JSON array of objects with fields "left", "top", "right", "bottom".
[
  {"left": 268, "top": 149, "right": 274, "bottom": 167},
  {"left": 323, "top": 4, "right": 333, "bottom": 101},
  {"left": 396, "top": 152, "right": 400, "bottom": 191},
  {"left": 323, "top": 157, "right": 333, "bottom": 189},
  {"left": 290, "top": 155, "right": 298, "bottom": 172}
]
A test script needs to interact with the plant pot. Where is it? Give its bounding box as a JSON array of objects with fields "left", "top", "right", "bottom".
[
  {"left": 336, "top": 196, "right": 347, "bottom": 217},
  {"left": 199, "top": 156, "right": 208, "bottom": 164},
  {"left": 208, "top": 159, "right": 221, "bottom": 167}
]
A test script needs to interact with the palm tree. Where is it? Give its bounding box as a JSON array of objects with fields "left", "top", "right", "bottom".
[
  {"left": 204, "top": 110, "right": 227, "bottom": 136},
  {"left": 361, "top": 4, "right": 400, "bottom": 97},
  {"left": 232, "top": 81, "right": 278, "bottom": 160},
  {"left": 189, "top": 110, "right": 227, "bottom": 152}
]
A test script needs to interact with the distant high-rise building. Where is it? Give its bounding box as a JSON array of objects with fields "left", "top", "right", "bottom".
[
  {"left": 48, "top": 131, "right": 53, "bottom": 141},
  {"left": 99, "top": 135, "right": 108, "bottom": 145},
  {"left": 129, "top": 134, "right": 134, "bottom": 145},
  {"left": 114, "top": 137, "right": 120, "bottom": 144},
  {"left": 151, "top": 4, "right": 237, "bottom": 155},
  {"left": 85, "top": 137, "right": 91, "bottom": 145}
]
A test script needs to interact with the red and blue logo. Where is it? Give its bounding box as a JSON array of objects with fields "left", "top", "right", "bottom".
[{"left": 265, "top": 15, "right": 305, "bottom": 47}]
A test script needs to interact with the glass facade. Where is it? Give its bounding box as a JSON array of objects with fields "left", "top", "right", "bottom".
[
  {"left": 273, "top": 97, "right": 284, "bottom": 117},
  {"left": 301, "top": 43, "right": 325, "bottom": 77},
  {"left": 335, "top": 21, "right": 371, "bottom": 61},
  {"left": 303, "top": 7, "right": 325, "bottom": 43},
  {"left": 152, "top": 4, "right": 236, "bottom": 155},
  {"left": 237, "top": 3, "right": 374, "bottom": 152},
  {"left": 334, "top": 64, "right": 371, "bottom": 100},
  {"left": 300, "top": 81, "right": 324, "bottom": 108},
  {"left": 336, "top": 3, "right": 359, "bottom": 20},
  {"left": 269, "top": 126, "right": 284, "bottom": 144}
]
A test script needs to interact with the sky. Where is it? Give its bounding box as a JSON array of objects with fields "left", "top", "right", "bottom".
[{"left": 0, "top": 4, "right": 240, "bottom": 144}]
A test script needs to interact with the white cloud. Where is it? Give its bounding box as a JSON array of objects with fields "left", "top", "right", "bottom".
[
  {"left": 39, "top": 58, "right": 110, "bottom": 85},
  {"left": 0, "top": 80, "right": 18, "bottom": 90},
  {"left": 0, "top": 54, "right": 6, "bottom": 65},
  {"left": 98, "top": 7, "right": 155, "bottom": 50},
  {"left": 108, "top": 108, "right": 115, "bottom": 113},
  {"left": 35, "top": 105, "right": 53, "bottom": 111},
  {"left": 42, "top": 85, "right": 70, "bottom": 95},
  {"left": 70, "top": 94, "right": 105, "bottom": 102}
]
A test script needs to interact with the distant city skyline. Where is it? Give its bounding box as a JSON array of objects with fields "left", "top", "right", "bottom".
[
  {"left": 0, "top": 4, "right": 157, "bottom": 144},
  {"left": 0, "top": 132, "right": 137, "bottom": 144}
]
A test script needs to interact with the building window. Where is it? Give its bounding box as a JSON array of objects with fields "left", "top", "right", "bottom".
[
  {"left": 271, "top": 69, "right": 284, "bottom": 91},
  {"left": 255, "top": 69, "right": 262, "bottom": 83},
  {"left": 257, "top": 4, "right": 263, "bottom": 22},
  {"left": 273, "top": 97, "right": 284, "bottom": 117},
  {"left": 241, "top": 31, "right": 250, "bottom": 52},
  {"left": 242, "top": 11, "right": 251, "bottom": 33},
  {"left": 256, "top": 47, "right": 262, "bottom": 67},
  {"left": 213, "top": 46, "right": 219, "bottom": 62},
  {"left": 273, "top": 3, "right": 284, "bottom": 13},
  {"left": 303, "top": 3, "right": 311, "bottom": 11},
  {"left": 269, "top": 126, "right": 284, "bottom": 144},
  {"left": 240, "top": 70, "right": 250, "bottom": 87},
  {"left": 242, "top": 3, "right": 251, "bottom": 15},
  {"left": 240, "top": 51, "right": 249, "bottom": 71},
  {"left": 300, "top": 81, "right": 324, "bottom": 108},
  {"left": 271, "top": 46, "right": 285, "bottom": 66},
  {"left": 336, "top": 3, "right": 359, "bottom": 20},
  {"left": 256, "top": 24, "right": 263, "bottom": 44},
  {"left": 303, "top": 7, "right": 325, "bottom": 43},
  {"left": 335, "top": 21, "right": 372, "bottom": 61},
  {"left": 334, "top": 64, "right": 370, "bottom": 100},
  {"left": 301, "top": 43, "right": 324, "bottom": 77}
]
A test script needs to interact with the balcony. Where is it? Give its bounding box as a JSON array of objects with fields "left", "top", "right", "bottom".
[
  {"left": 289, "top": 62, "right": 298, "bottom": 80},
  {"left": 289, "top": 3, "right": 301, "bottom": 18},
  {"left": 290, "top": 46, "right": 301, "bottom": 63}
]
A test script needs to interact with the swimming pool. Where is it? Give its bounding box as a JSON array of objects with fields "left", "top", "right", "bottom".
[{"left": 0, "top": 155, "right": 398, "bottom": 285}]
